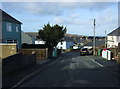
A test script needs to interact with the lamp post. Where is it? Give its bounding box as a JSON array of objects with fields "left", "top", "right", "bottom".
[{"left": 93, "top": 19, "right": 96, "bottom": 56}]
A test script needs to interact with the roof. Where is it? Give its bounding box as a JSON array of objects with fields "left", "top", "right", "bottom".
[
  {"left": 63, "top": 36, "right": 74, "bottom": 42},
  {"left": 108, "top": 27, "right": 120, "bottom": 36},
  {"left": 0, "top": 9, "right": 22, "bottom": 24},
  {"left": 85, "top": 40, "right": 105, "bottom": 47},
  {"left": 25, "top": 32, "right": 38, "bottom": 37},
  {"left": 25, "top": 32, "right": 75, "bottom": 42}
]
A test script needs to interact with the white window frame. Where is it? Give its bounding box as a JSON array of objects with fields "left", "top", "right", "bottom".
[{"left": 6, "top": 22, "right": 12, "bottom": 32}]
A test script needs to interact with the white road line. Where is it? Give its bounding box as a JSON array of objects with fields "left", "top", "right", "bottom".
[
  {"left": 92, "top": 59, "right": 120, "bottom": 79},
  {"left": 39, "top": 59, "right": 49, "bottom": 64},
  {"left": 85, "top": 56, "right": 120, "bottom": 78},
  {"left": 92, "top": 59, "right": 104, "bottom": 67},
  {"left": 49, "top": 57, "right": 62, "bottom": 65}
]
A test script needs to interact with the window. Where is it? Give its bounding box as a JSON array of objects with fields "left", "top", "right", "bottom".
[
  {"left": 7, "top": 40, "right": 13, "bottom": 43},
  {"left": 6, "top": 40, "right": 18, "bottom": 44},
  {"left": 6, "top": 22, "right": 12, "bottom": 32},
  {"left": 16, "top": 25, "right": 19, "bottom": 32}
]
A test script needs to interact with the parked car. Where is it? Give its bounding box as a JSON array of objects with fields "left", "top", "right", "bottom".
[{"left": 80, "top": 48, "right": 89, "bottom": 56}]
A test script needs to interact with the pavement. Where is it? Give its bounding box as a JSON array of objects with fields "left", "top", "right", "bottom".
[
  {"left": 2, "top": 53, "right": 120, "bottom": 88},
  {"left": 92, "top": 56, "right": 120, "bottom": 78},
  {"left": 2, "top": 55, "right": 62, "bottom": 89}
]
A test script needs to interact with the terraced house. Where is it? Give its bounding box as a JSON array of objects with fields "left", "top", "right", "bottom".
[
  {"left": 107, "top": 27, "right": 120, "bottom": 48},
  {"left": 0, "top": 9, "right": 22, "bottom": 49}
]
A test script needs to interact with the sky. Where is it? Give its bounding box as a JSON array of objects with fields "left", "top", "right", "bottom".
[{"left": 1, "top": 1, "right": 119, "bottom": 36}]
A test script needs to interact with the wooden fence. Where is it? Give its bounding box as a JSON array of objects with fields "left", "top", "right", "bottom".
[{"left": 19, "top": 48, "right": 48, "bottom": 60}]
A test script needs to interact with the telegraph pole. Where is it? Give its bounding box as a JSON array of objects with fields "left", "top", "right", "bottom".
[
  {"left": 93, "top": 19, "right": 96, "bottom": 55},
  {"left": 105, "top": 30, "right": 107, "bottom": 48}
]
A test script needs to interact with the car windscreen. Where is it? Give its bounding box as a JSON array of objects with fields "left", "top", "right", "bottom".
[{"left": 81, "top": 48, "right": 87, "bottom": 51}]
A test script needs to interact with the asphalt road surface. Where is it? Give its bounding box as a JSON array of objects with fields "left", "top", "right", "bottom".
[{"left": 19, "top": 52, "right": 120, "bottom": 87}]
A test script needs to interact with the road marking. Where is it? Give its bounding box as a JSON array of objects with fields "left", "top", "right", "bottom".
[
  {"left": 49, "top": 57, "right": 62, "bottom": 65},
  {"left": 92, "top": 59, "right": 120, "bottom": 79},
  {"left": 86, "top": 56, "right": 120, "bottom": 79},
  {"left": 92, "top": 59, "right": 104, "bottom": 67},
  {"left": 38, "top": 59, "right": 49, "bottom": 64}
]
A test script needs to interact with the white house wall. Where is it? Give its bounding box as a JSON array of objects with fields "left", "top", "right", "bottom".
[
  {"left": 57, "top": 41, "right": 66, "bottom": 49},
  {"left": 107, "top": 36, "right": 120, "bottom": 48},
  {"left": 35, "top": 40, "right": 45, "bottom": 44},
  {"left": 57, "top": 41, "right": 74, "bottom": 49}
]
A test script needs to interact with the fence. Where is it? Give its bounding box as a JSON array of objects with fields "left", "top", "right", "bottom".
[
  {"left": 2, "top": 53, "right": 36, "bottom": 74},
  {"left": 19, "top": 48, "right": 48, "bottom": 60}
]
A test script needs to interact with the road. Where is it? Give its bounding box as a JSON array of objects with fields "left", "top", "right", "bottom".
[{"left": 19, "top": 52, "right": 120, "bottom": 87}]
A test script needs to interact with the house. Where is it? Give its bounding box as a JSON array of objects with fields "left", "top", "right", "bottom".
[
  {"left": 25, "top": 32, "right": 74, "bottom": 49},
  {"left": 0, "top": 9, "right": 22, "bottom": 49},
  {"left": 107, "top": 27, "right": 120, "bottom": 48},
  {"left": 57, "top": 36, "right": 74, "bottom": 49},
  {"left": 25, "top": 32, "right": 45, "bottom": 44},
  {"left": 84, "top": 39, "right": 105, "bottom": 49},
  {"left": 21, "top": 31, "right": 32, "bottom": 44},
  {"left": 25, "top": 32, "right": 38, "bottom": 44}
]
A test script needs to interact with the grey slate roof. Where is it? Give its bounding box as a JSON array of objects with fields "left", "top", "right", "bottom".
[
  {"left": 85, "top": 40, "right": 105, "bottom": 47},
  {"left": 0, "top": 9, "right": 22, "bottom": 24},
  {"left": 63, "top": 36, "right": 74, "bottom": 42},
  {"left": 25, "top": 32, "right": 38, "bottom": 37},
  {"left": 108, "top": 27, "right": 120, "bottom": 36}
]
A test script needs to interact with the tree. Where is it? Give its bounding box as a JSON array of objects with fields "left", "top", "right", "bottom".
[{"left": 38, "top": 23, "right": 67, "bottom": 57}]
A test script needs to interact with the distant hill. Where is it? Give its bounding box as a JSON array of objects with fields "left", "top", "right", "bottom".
[{"left": 65, "top": 34, "right": 105, "bottom": 39}]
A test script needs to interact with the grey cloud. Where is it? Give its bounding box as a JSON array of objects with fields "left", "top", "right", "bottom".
[
  {"left": 2, "top": 2, "right": 63, "bottom": 16},
  {"left": 2, "top": 2, "right": 116, "bottom": 16},
  {"left": 58, "top": 2, "right": 115, "bottom": 11}
]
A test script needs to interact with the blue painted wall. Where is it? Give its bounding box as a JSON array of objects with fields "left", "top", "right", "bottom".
[
  {"left": 66, "top": 41, "right": 74, "bottom": 49},
  {"left": 2, "top": 21, "right": 22, "bottom": 49}
]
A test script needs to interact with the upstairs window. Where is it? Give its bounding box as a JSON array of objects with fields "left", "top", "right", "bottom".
[
  {"left": 16, "top": 25, "right": 19, "bottom": 32},
  {"left": 6, "top": 22, "right": 12, "bottom": 32}
]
